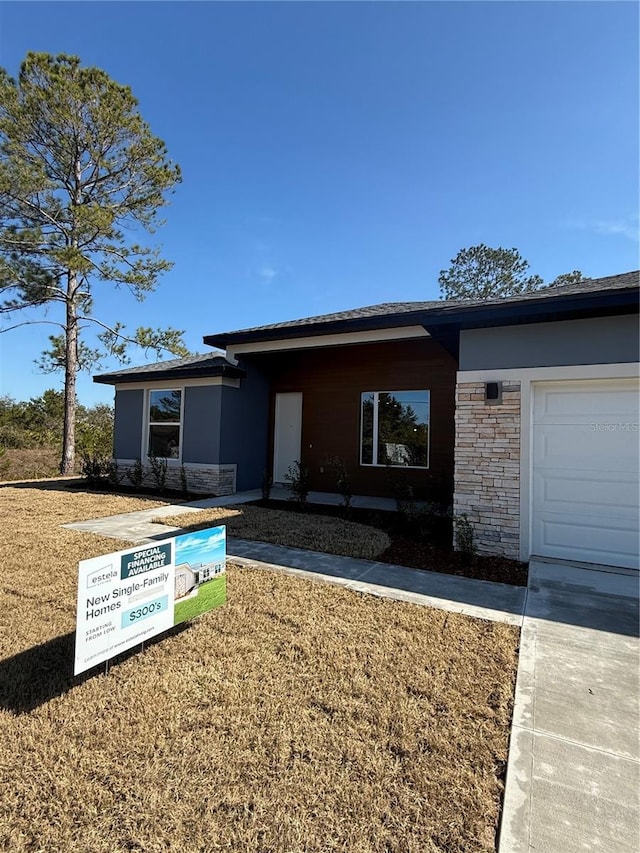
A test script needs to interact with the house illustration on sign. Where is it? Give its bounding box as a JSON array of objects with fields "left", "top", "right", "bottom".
[{"left": 175, "top": 560, "right": 226, "bottom": 601}]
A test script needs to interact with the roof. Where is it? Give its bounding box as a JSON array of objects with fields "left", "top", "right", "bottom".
[
  {"left": 94, "top": 352, "right": 245, "bottom": 386},
  {"left": 94, "top": 270, "right": 639, "bottom": 385},
  {"left": 204, "top": 270, "right": 639, "bottom": 349}
]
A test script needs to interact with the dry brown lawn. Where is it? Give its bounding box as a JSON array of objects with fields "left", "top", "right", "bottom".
[
  {"left": 0, "top": 483, "right": 519, "bottom": 853},
  {"left": 158, "top": 504, "right": 391, "bottom": 560}
]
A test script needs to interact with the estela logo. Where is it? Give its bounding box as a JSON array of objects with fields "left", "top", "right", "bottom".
[{"left": 87, "top": 564, "right": 118, "bottom": 588}]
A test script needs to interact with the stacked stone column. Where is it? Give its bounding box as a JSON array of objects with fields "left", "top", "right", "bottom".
[{"left": 453, "top": 381, "right": 521, "bottom": 559}]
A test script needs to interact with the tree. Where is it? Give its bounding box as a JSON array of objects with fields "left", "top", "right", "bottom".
[
  {"left": 547, "top": 270, "right": 586, "bottom": 289},
  {"left": 0, "top": 388, "right": 113, "bottom": 456},
  {"left": 438, "top": 245, "right": 544, "bottom": 300},
  {"left": 0, "top": 53, "right": 187, "bottom": 473},
  {"left": 439, "top": 244, "right": 586, "bottom": 301}
]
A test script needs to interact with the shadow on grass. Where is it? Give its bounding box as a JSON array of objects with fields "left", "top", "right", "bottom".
[{"left": 0, "top": 623, "right": 193, "bottom": 714}]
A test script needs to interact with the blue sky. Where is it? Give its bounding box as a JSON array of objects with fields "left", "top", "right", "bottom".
[
  {"left": 0, "top": 1, "right": 638, "bottom": 406},
  {"left": 176, "top": 526, "right": 226, "bottom": 567}
]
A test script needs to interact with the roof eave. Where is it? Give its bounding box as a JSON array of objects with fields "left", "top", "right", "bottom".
[
  {"left": 202, "top": 312, "right": 429, "bottom": 349},
  {"left": 93, "top": 363, "right": 246, "bottom": 386},
  {"left": 204, "top": 287, "right": 639, "bottom": 350},
  {"left": 422, "top": 286, "right": 639, "bottom": 331}
]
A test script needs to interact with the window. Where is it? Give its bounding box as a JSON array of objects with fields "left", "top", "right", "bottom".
[
  {"left": 360, "top": 390, "right": 430, "bottom": 468},
  {"left": 148, "top": 389, "right": 182, "bottom": 459}
]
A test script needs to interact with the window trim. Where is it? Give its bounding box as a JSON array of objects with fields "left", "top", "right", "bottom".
[
  {"left": 143, "top": 387, "right": 184, "bottom": 463},
  {"left": 359, "top": 389, "right": 431, "bottom": 469}
]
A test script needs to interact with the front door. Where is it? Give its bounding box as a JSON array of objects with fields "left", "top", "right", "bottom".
[{"left": 273, "top": 392, "right": 303, "bottom": 483}]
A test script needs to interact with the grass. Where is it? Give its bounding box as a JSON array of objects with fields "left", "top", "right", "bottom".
[
  {"left": 0, "top": 483, "right": 519, "bottom": 852},
  {"left": 174, "top": 574, "right": 227, "bottom": 625},
  {"left": 157, "top": 504, "right": 392, "bottom": 560}
]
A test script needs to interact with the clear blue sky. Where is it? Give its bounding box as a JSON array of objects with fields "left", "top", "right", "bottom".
[{"left": 0, "top": 1, "right": 638, "bottom": 406}]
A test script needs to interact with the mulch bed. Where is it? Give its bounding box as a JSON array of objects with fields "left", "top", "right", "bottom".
[
  {"left": 379, "top": 538, "right": 528, "bottom": 586},
  {"left": 60, "top": 484, "right": 529, "bottom": 587},
  {"left": 255, "top": 499, "right": 529, "bottom": 587}
]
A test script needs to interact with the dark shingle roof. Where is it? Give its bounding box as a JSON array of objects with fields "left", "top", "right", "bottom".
[
  {"left": 95, "top": 271, "right": 639, "bottom": 384},
  {"left": 204, "top": 270, "right": 639, "bottom": 347},
  {"left": 94, "top": 352, "right": 245, "bottom": 385}
]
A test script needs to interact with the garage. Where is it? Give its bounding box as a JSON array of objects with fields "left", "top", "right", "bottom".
[{"left": 532, "top": 379, "right": 640, "bottom": 570}]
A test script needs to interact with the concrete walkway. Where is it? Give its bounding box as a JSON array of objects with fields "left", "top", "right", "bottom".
[
  {"left": 499, "top": 559, "right": 639, "bottom": 852},
  {"left": 64, "top": 492, "right": 525, "bottom": 626},
  {"left": 64, "top": 487, "right": 399, "bottom": 542}
]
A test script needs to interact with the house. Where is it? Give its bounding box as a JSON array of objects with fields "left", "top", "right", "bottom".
[
  {"left": 95, "top": 271, "right": 640, "bottom": 570},
  {"left": 175, "top": 563, "right": 197, "bottom": 600}
]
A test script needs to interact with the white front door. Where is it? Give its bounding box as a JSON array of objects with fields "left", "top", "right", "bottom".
[
  {"left": 273, "top": 392, "right": 303, "bottom": 483},
  {"left": 532, "top": 379, "right": 640, "bottom": 569}
]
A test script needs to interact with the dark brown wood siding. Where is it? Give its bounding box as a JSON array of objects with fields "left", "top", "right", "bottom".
[{"left": 248, "top": 338, "right": 457, "bottom": 499}]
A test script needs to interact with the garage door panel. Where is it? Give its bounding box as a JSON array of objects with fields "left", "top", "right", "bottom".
[
  {"left": 533, "top": 515, "right": 640, "bottom": 569},
  {"left": 536, "top": 383, "right": 640, "bottom": 422},
  {"left": 534, "top": 425, "right": 638, "bottom": 472},
  {"left": 533, "top": 469, "right": 639, "bottom": 521},
  {"left": 532, "top": 379, "right": 639, "bottom": 570}
]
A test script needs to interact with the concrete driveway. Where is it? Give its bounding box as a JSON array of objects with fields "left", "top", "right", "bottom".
[{"left": 499, "top": 559, "right": 639, "bottom": 852}]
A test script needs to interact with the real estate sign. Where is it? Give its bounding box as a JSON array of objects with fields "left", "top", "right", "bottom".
[{"left": 74, "top": 526, "right": 226, "bottom": 675}]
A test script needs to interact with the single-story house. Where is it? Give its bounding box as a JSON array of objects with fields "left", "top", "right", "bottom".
[
  {"left": 175, "top": 563, "right": 197, "bottom": 600},
  {"left": 95, "top": 270, "right": 640, "bottom": 570}
]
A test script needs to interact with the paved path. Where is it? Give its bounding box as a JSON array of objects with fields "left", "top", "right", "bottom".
[
  {"left": 221, "top": 538, "right": 524, "bottom": 625},
  {"left": 65, "top": 497, "right": 640, "bottom": 850},
  {"left": 499, "top": 559, "right": 639, "bottom": 852},
  {"left": 65, "top": 496, "right": 525, "bottom": 626}
]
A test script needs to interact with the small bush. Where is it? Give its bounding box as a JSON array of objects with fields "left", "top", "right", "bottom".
[
  {"left": 107, "top": 459, "right": 120, "bottom": 487},
  {"left": 454, "top": 514, "right": 476, "bottom": 556},
  {"left": 283, "top": 459, "right": 310, "bottom": 509},
  {"left": 147, "top": 452, "right": 168, "bottom": 493},
  {"left": 79, "top": 451, "right": 110, "bottom": 488},
  {"left": 387, "top": 469, "right": 415, "bottom": 516},
  {"left": 261, "top": 469, "right": 273, "bottom": 501},
  {"left": 126, "top": 458, "right": 144, "bottom": 490},
  {"left": 326, "top": 456, "right": 353, "bottom": 511}
]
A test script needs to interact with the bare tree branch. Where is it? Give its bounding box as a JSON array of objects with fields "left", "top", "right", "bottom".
[{"left": 0, "top": 318, "right": 65, "bottom": 333}]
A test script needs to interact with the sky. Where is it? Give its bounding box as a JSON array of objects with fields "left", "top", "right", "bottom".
[
  {"left": 176, "top": 527, "right": 226, "bottom": 566},
  {"left": 0, "top": 0, "right": 638, "bottom": 406}
]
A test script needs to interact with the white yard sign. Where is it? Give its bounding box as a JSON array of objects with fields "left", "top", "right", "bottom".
[{"left": 74, "top": 527, "right": 226, "bottom": 676}]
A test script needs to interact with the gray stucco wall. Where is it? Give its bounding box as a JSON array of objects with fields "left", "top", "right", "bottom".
[
  {"left": 181, "top": 385, "right": 222, "bottom": 464},
  {"left": 112, "top": 371, "right": 269, "bottom": 491},
  {"left": 113, "top": 389, "right": 144, "bottom": 459},
  {"left": 220, "top": 362, "right": 270, "bottom": 491},
  {"left": 459, "top": 314, "right": 639, "bottom": 371}
]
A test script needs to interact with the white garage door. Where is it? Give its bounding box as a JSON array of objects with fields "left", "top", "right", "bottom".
[{"left": 532, "top": 379, "right": 640, "bottom": 570}]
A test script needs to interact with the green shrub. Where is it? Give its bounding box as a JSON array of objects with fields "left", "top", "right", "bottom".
[
  {"left": 148, "top": 452, "right": 168, "bottom": 493},
  {"left": 454, "top": 514, "right": 476, "bottom": 556},
  {"left": 108, "top": 459, "right": 120, "bottom": 487},
  {"left": 326, "top": 456, "right": 353, "bottom": 511},
  {"left": 261, "top": 469, "right": 273, "bottom": 501},
  {"left": 126, "top": 458, "right": 144, "bottom": 490},
  {"left": 79, "top": 451, "right": 111, "bottom": 488},
  {"left": 283, "top": 459, "right": 310, "bottom": 509}
]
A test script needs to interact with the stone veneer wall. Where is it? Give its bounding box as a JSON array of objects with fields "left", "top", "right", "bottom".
[
  {"left": 114, "top": 461, "right": 236, "bottom": 496},
  {"left": 453, "top": 381, "right": 521, "bottom": 559}
]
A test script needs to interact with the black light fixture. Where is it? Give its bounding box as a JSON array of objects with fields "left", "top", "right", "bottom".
[{"left": 485, "top": 381, "right": 503, "bottom": 404}]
